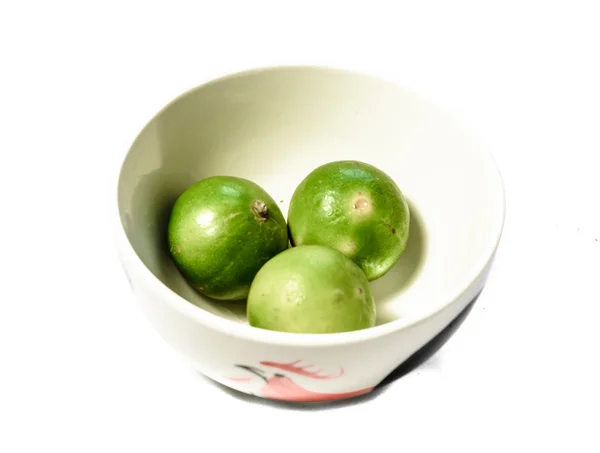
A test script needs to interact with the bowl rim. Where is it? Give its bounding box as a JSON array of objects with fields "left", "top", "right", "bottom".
[{"left": 113, "top": 64, "right": 506, "bottom": 347}]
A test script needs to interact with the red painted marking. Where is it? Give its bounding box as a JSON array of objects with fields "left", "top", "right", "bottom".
[
  {"left": 224, "top": 377, "right": 253, "bottom": 382},
  {"left": 261, "top": 376, "right": 373, "bottom": 402},
  {"left": 260, "top": 360, "right": 344, "bottom": 379}
]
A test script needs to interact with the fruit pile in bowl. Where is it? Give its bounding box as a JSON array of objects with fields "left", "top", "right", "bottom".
[
  {"left": 115, "top": 66, "right": 505, "bottom": 403},
  {"left": 168, "top": 160, "right": 410, "bottom": 334}
]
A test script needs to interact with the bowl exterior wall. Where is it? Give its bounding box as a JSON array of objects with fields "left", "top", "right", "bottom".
[{"left": 117, "top": 238, "right": 495, "bottom": 403}]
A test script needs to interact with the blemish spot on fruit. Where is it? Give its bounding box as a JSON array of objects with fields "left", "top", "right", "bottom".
[
  {"left": 351, "top": 194, "right": 373, "bottom": 215},
  {"left": 384, "top": 222, "right": 396, "bottom": 234},
  {"left": 356, "top": 287, "right": 363, "bottom": 296},
  {"left": 339, "top": 240, "right": 358, "bottom": 255},
  {"left": 333, "top": 289, "right": 345, "bottom": 302},
  {"left": 353, "top": 198, "right": 368, "bottom": 209},
  {"left": 176, "top": 245, "right": 181, "bottom": 253}
]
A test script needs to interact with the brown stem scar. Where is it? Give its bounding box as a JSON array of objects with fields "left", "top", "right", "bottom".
[{"left": 251, "top": 200, "right": 269, "bottom": 222}]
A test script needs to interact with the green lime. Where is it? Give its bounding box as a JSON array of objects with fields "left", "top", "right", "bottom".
[
  {"left": 167, "top": 176, "right": 288, "bottom": 300},
  {"left": 247, "top": 245, "right": 376, "bottom": 334},
  {"left": 288, "top": 160, "right": 410, "bottom": 281}
]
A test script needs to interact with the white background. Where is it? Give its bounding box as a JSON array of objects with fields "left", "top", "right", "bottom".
[{"left": 1, "top": 1, "right": 599, "bottom": 451}]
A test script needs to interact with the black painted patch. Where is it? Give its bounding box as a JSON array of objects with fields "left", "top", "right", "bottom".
[{"left": 376, "top": 290, "right": 482, "bottom": 389}]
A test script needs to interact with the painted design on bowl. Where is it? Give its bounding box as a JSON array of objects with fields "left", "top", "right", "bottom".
[{"left": 225, "top": 360, "right": 373, "bottom": 402}]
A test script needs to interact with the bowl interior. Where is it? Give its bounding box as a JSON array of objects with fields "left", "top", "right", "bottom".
[{"left": 118, "top": 66, "right": 504, "bottom": 327}]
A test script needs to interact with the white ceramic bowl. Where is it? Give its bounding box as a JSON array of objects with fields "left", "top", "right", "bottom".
[{"left": 115, "top": 66, "right": 505, "bottom": 403}]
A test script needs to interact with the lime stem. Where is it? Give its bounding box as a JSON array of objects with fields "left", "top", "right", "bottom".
[{"left": 251, "top": 200, "right": 269, "bottom": 222}]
